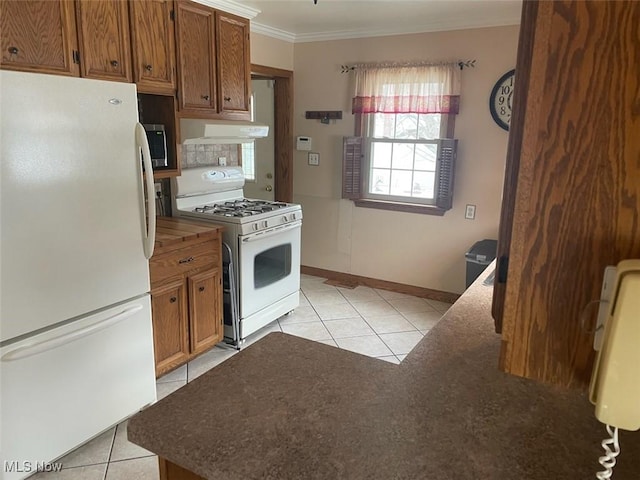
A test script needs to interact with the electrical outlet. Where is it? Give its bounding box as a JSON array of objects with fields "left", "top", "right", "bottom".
[
  {"left": 465, "top": 204, "right": 476, "bottom": 220},
  {"left": 218, "top": 157, "right": 227, "bottom": 166},
  {"left": 308, "top": 152, "right": 320, "bottom": 166},
  {"left": 154, "top": 183, "right": 162, "bottom": 198}
]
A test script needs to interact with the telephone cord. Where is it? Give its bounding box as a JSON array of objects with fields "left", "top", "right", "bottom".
[{"left": 595, "top": 424, "right": 620, "bottom": 480}]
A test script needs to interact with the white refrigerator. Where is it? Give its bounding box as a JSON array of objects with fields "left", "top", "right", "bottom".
[{"left": 0, "top": 71, "right": 157, "bottom": 480}]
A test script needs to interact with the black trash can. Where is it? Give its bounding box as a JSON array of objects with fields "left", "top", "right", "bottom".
[{"left": 465, "top": 239, "right": 498, "bottom": 288}]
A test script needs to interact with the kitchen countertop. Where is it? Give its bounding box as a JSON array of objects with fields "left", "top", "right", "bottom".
[
  {"left": 154, "top": 216, "right": 224, "bottom": 250},
  {"left": 128, "top": 266, "right": 640, "bottom": 479}
]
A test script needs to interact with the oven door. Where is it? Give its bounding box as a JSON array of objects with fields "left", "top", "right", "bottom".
[{"left": 238, "top": 220, "right": 301, "bottom": 320}]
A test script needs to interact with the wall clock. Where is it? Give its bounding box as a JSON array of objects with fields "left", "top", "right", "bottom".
[{"left": 489, "top": 69, "right": 515, "bottom": 131}]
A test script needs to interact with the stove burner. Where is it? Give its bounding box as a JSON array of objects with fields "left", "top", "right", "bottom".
[{"left": 192, "top": 199, "right": 290, "bottom": 218}]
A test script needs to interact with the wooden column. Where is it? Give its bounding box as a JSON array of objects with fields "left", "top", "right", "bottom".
[{"left": 497, "top": 0, "right": 640, "bottom": 388}]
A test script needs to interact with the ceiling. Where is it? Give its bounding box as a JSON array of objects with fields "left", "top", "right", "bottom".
[{"left": 202, "top": 0, "right": 523, "bottom": 42}]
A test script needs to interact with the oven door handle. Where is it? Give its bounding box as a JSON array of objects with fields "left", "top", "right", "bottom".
[{"left": 241, "top": 221, "right": 301, "bottom": 243}]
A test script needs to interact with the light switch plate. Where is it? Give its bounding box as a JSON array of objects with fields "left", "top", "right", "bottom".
[
  {"left": 465, "top": 204, "right": 476, "bottom": 219},
  {"left": 308, "top": 152, "right": 320, "bottom": 166}
]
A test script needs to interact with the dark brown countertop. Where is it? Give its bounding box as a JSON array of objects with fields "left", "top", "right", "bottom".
[{"left": 129, "top": 268, "right": 640, "bottom": 479}]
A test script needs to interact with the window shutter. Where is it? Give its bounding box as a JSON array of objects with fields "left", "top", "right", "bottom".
[
  {"left": 342, "top": 136, "right": 363, "bottom": 199},
  {"left": 435, "top": 139, "right": 457, "bottom": 210}
]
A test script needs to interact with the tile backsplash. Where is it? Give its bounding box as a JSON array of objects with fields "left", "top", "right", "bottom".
[{"left": 182, "top": 143, "right": 239, "bottom": 168}]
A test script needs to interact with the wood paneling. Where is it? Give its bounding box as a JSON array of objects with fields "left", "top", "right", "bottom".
[
  {"left": 0, "top": 0, "right": 79, "bottom": 76},
  {"left": 499, "top": 0, "right": 640, "bottom": 388}
]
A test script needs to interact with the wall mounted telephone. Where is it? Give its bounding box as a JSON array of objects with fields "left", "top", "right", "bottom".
[{"left": 589, "top": 260, "right": 640, "bottom": 479}]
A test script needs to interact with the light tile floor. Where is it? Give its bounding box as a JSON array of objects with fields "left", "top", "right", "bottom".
[{"left": 31, "top": 274, "right": 451, "bottom": 479}]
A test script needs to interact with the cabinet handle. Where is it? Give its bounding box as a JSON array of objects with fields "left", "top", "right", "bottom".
[
  {"left": 178, "top": 256, "right": 194, "bottom": 264},
  {"left": 199, "top": 286, "right": 205, "bottom": 292},
  {"left": 224, "top": 96, "right": 231, "bottom": 102},
  {"left": 8, "top": 46, "right": 18, "bottom": 56},
  {"left": 201, "top": 95, "right": 210, "bottom": 101},
  {"left": 145, "top": 64, "right": 153, "bottom": 71},
  {"left": 170, "top": 297, "right": 177, "bottom": 303},
  {"left": 110, "top": 59, "right": 119, "bottom": 67}
]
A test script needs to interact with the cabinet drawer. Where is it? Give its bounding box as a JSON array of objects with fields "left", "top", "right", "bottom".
[{"left": 150, "top": 239, "right": 218, "bottom": 284}]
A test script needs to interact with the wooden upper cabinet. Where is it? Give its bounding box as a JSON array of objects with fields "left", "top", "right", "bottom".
[
  {"left": 175, "top": 1, "right": 216, "bottom": 112},
  {"left": 494, "top": 0, "right": 640, "bottom": 389},
  {"left": 129, "top": 0, "right": 176, "bottom": 94},
  {"left": 0, "top": 0, "right": 79, "bottom": 76},
  {"left": 75, "top": 0, "right": 132, "bottom": 82},
  {"left": 216, "top": 12, "right": 250, "bottom": 116}
]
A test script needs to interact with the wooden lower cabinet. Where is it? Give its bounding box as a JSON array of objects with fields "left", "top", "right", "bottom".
[
  {"left": 159, "top": 457, "right": 205, "bottom": 480},
  {"left": 188, "top": 268, "right": 222, "bottom": 355},
  {"left": 151, "top": 279, "right": 190, "bottom": 374},
  {"left": 150, "top": 219, "right": 223, "bottom": 378}
]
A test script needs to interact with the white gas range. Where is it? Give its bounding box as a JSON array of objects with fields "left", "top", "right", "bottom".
[{"left": 172, "top": 166, "right": 302, "bottom": 345}]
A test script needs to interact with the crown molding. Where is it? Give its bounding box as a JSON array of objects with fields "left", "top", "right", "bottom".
[
  {"left": 250, "top": 22, "right": 296, "bottom": 43},
  {"left": 192, "top": 0, "right": 260, "bottom": 19},
  {"left": 252, "top": 16, "right": 521, "bottom": 44}
]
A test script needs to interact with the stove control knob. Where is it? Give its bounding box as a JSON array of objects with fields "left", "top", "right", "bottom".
[
  {"left": 291, "top": 213, "right": 296, "bottom": 220},
  {"left": 252, "top": 223, "right": 259, "bottom": 231},
  {"left": 262, "top": 221, "right": 268, "bottom": 228},
  {"left": 283, "top": 215, "right": 288, "bottom": 222}
]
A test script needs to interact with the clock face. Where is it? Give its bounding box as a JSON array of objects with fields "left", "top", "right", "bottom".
[{"left": 489, "top": 69, "right": 515, "bottom": 131}]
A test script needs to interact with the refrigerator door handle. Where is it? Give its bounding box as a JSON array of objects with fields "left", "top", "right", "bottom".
[
  {"left": 135, "top": 122, "right": 156, "bottom": 259},
  {"left": 1, "top": 305, "right": 144, "bottom": 362}
]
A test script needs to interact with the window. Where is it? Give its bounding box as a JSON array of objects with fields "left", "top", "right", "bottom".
[
  {"left": 343, "top": 64, "right": 460, "bottom": 215},
  {"left": 241, "top": 142, "right": 256, "bottom": 181},
  {"left": 241, "top": 92, "right": 256, "bottom": 181}
]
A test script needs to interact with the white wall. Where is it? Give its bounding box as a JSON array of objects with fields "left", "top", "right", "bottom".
[{"left": 292, "top": 26, "right": 520, "bottom": 293}]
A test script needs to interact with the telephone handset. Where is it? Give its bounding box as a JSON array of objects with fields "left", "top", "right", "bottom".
[
  {"left": 589, "top": 259, "right": 640, "bottom": 479},
  {"left": 589, "top": 259, "right": 640, "bottom": 431}
]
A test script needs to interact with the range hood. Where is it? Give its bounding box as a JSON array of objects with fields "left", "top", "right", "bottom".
[{"left": 180, "top": 119, "right": 269, "bottom": 145}]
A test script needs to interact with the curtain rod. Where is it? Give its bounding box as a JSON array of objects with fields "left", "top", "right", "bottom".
[{"left": 340, "top": 59, "right": 476, "bottom": 73}]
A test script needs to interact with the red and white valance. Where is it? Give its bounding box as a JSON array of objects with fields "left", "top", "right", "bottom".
[{"left": 352, "top": 64, "right": 461, "bottom": 115}]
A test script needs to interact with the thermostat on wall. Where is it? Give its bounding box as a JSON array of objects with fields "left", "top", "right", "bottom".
[{"left": 296, "top": 136, "right": 312, "bottom": 151}]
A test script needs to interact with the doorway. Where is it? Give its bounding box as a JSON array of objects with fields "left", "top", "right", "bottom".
[
  {"left": 244, "top": 78, "right": 275, "bottom": 200},
  {"left": 249, "top": 65, "right": 294, "bottom": 203}
]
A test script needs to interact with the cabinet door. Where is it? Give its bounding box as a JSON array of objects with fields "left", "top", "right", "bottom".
[
  {"left": 129, "top": 0, "right": 176, "bottom": 94},
  {"left": 188, "top": 268, "right": 222, "bottom": 355},
  {"left": 75, "top": 0, "right": 132, "bottom": 82},
  {"left": 0, "top": 0, "right": 79, "bottom": 76},
  {"left": 216, "top": 12, "right": 250, "bottom": 117},
  {"left": 175, "top": 1, "right": 216, "bottom": 112},
  {"left": 151, "top": 279, "right": 190, "bottom": 377}
]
